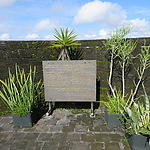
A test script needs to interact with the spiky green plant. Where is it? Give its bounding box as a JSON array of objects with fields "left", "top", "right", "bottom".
[
  {"left": 122, "top": 84, "right": 150, "bottom": 135},
  {"left": 52, "top": 27, "right": 80, "bottom": 60},
  {"left": 0, "top": 64, "right": 43, "bottom": 116},
  {"left": 101, "top": 88, "right": 132, "bottom": 114}
]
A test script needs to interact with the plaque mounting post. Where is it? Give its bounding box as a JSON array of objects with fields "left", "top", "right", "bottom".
[
  {"left": 46, "top": 102, "right": 54, "bottom": 116},
  {"left": 90, "top": 102, "right": 95, "bottom": 117}
]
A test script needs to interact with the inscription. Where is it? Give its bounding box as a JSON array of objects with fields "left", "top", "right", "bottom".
[{"left": 42, "top": 60, "right": 96, "bottom": 102}]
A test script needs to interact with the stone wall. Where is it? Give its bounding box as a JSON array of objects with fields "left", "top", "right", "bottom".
[{"left": 0, "top": 37, "right": 150, "bottom": 100}]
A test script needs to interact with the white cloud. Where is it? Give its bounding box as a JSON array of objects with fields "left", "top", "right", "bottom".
[
  {"left": 99, "top": 29, "right": 109, "bottom": 38},
  {"left": 84, "top": 34, "right": 97, "bottom": 39},
  {"left": 0, "top": 0, "right": 16, "bottom": 7},
  {"left": 35, "top": 19, "right": 59, "bottom": 31},
  {"left": 26, "top": 34, "right": 39, "bottom": 39},
  {"left": 128, "top": 18, "right": 150, "bottom": 37},
  {"left": 44, "top": 35, "right": 53, "bottom": 39},
  {"left": 82, "top": 17, "right": 150, "bottom": 40},
  {"left": 0, "top": 33, "right": 10, "bottom": 39},
  {"left": 83, "top": 29, "right": 109, "bottom": 39},
  {"left": 73, "top": 0, "right": 126, "bottom": 27},
  {"left": 129, "top": 18, "right": 149, "bottom": 31}
]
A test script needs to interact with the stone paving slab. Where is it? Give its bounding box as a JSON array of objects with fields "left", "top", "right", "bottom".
[{"left": 0, "top": 109, "right": 131, "bottom": 150}]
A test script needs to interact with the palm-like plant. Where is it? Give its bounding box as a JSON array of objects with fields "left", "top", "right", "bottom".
[{"left": 52, "top": 27, "right": 80, "bottom": 60}]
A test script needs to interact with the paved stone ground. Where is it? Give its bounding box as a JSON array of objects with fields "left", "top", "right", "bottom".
[{"left": 0, "top": 108, "right": 131, "bottom": 150}]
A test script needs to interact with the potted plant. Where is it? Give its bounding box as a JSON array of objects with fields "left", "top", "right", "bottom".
[
  {"left": 0, "top": 64, "right": 45, "bottom": 127},
  {"left": 122, "top": 85, "right": 150, "bottom": 149},
  {"left": 102, "top": 25, "right": 136, "bottom": 127},
  {"left": 102, "top": 89, "right": 130, "bottom": 127}
]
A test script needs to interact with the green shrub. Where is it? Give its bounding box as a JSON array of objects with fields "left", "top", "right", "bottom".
[
  {"left": 122, "top": 85, "right": 150, "bottom": 135},
  {"left": 0, "top": 64, "right": 44, "bottom": 116}
]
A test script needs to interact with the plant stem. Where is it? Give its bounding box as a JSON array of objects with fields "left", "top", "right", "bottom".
[
  {"left": 122, "top": 61, "right": 125, "bottom": 98},
  {"left": 131, "top": 67, "right": 145, "bottom": 102},
  {"left": 58, "top": 48, "right": 70, "bottom": 60},
  {"left": 108, "top": 53, "right": 116, "bottom": 98}
]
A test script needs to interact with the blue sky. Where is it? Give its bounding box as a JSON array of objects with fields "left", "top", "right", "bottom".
[{"left": 0, "top": 0, "right": 150, "bottom": 40}]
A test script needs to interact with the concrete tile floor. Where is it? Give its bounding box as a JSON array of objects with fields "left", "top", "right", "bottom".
[{"left": 0, "top": 109, "right": 131, "bottom": 150}]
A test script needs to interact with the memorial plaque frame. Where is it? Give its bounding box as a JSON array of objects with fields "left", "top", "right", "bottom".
[{"left": 42, "top": 60, "right": 96, "bottom": 116}]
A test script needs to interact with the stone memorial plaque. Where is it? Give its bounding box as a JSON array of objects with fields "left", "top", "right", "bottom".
[{"left": 42, "top": 60, "right": 96, "bottom": 102}]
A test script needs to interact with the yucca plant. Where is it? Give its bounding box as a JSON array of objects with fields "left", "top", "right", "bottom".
[
  {"left": 52, "top": 27, "right": 80, "bottom": 60},
  {"left": 0, "top": 64, "right": 43, "bottom": 116}
]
